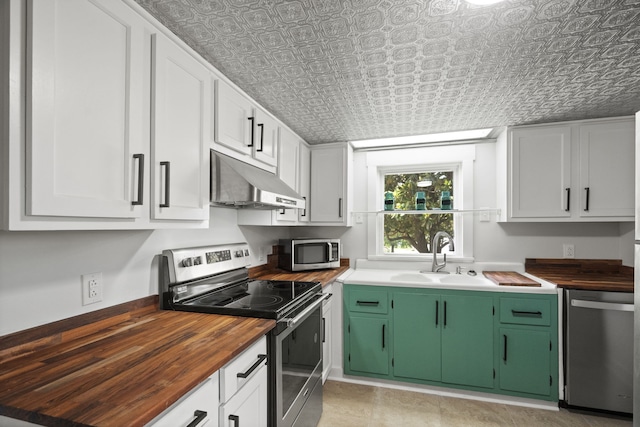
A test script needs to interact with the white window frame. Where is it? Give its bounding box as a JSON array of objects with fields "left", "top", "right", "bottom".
[{"left": 366, "top": 145, "right": 476, "bottom": 261}]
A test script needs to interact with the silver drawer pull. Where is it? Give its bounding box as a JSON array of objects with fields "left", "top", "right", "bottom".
[{"left": 237, "top": 354, "right": 267, "bottom": 379}]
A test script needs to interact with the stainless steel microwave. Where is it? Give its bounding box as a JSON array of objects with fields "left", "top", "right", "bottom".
[{"left": 278, "top": 238, "right": 340, "bottom": 271}]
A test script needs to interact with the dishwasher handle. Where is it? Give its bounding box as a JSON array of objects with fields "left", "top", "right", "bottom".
[{"left": 571, "top": 299, "right": 634, "bottom": 312}]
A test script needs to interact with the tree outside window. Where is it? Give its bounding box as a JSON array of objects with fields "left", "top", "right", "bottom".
[{"left": 383, "top": 171, "right": 454, "bottom": 254}]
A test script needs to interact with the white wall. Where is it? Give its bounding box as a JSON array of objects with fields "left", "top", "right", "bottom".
[
  {"left": 326, "top": 142, "right": 633, "bottom": 266},
  {"left": 0, "top": 208, "right": 287, "bottom": 336}
]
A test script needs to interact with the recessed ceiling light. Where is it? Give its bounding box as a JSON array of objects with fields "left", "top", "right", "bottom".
[
  {"left": 350, "top": 128, "right": 494, "bottom": 149},
  {"left": 464, "top": 0, "right": 506, "bottom": 5}
]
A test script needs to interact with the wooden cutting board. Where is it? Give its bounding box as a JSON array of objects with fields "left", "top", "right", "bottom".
[{"left": 483, "top": 271, "right": 541, "bottom": 287}]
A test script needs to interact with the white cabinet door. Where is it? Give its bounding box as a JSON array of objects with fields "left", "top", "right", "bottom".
[
  {"left": 322, "top": 287, "right": 333, "bottom": 383},
  {"left": 579, "top": 120, "right": 635, "bottom": 218},
  {"left": 510, "top": 126, "right": 572, "bottom": 219},
  {"left": 310, "top": 144, "right": 351, "bottom": 225},
  {"left": 298, "top": 143, "right": 311, "bottom": 223},
  {"left": 274, "top": 127, "right": 300, "bottom": 222},
  {"left": 27, "top": 0, "right": 146, "bottom": 218},
  {"left": 214, "top": 79, "right": 254, "bottom": 157},
  {"left": 151, "top": 33, "right": 209, "bottom": 221},
  {"left": 219, "top": 364, "right": 267, "bottom": 427},
  {"left": 253, "top": 107, "right": 278, "bottom": 167}
]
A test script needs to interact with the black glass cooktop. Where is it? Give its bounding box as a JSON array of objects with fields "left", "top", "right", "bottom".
[{"left": 179, "top": 279, "right": 321, "bottom": 319}]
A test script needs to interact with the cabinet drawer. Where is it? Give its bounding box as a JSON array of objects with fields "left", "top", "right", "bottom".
[
  {"left": 347, "top": 287, "right": 388, "bottom": 314},
  {"left": 500, "top": 297, "right": 551, "bottom": 326},
  {"left": 220, "top": 336, "right": 267, "bottom": 403}
]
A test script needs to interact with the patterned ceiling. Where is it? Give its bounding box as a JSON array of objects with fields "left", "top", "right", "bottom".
[{"left": 134, "top": 0, "right": 640, "bottom": 144}]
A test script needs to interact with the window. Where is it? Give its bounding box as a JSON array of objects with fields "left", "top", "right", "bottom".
[
  {"left": 383, "top": 170, "right": 455, "bottom": 255},
  {"left": 365, "top": 145, "right": 475, "bottom": 261}
]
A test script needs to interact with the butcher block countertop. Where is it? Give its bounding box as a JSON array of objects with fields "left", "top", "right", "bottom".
[
  {"left": 525, "top": 258, "right": 633, "bottom": 293},
  {"left": 0, "top": 296, "right": 275, "bottom": 427},
  {"left": 249, "top": 258, "right": 350, "bottom": 287}
]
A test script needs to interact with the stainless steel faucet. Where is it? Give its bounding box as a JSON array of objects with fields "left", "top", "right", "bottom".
[{"left": 432, "top": 231, "right": 454, "bottom": 273}]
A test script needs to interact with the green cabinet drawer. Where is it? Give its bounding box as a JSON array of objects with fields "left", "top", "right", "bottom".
[
  {"left": 347, "top": 287, "right": 388, "bottom": 314},
  {"left": 500, "top": 297, "right": 551, "bottom": 326}
]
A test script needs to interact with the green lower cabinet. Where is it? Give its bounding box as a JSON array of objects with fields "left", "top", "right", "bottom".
[
  {"left": 441, "top": 294, "right": 494, "bottom": 388},
  {"left": 343, "top": 284, "right": 558, "bottom": 403},
  {"left": 499, "top": 327, "right": 551, "bottom": 396},
  {"left": 393, "top": 292, "right": 441, "bottom": 381},
  {"left": 347, "top": 315, "right": 389, "bottom": 375}
]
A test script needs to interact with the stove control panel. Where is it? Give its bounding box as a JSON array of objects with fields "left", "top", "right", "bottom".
[{"left": 163, "top": 243, "right": 251, "bottom": 284}]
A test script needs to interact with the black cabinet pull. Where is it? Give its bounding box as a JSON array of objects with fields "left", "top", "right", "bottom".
[
  {"left": 565, "top": 187, "right": 570, "bottom": 211},
  {"left": 356, "top": 300, "right": 379, "bottom": 306},
  {"left": 301, "top": 196, "right": 307, "bottom": 217},
  {"left": 132, "top": 153, "right": 144, "bottom": 206},
  {"left": 322, "top": 318, "right": 326, "bottom": 343},
  {"left": 382, "top": 324, "right": 385, "bottom": 349},
  {"left": 160, "top": 161, "right": 170, "bottom": 208},
  {"left": 338, "top": 198, "right": 343, "bottom": 218},
  {"left": 511, "top": 309, "right": 542, "bottom": 317},
  {"left": 257, "top": 123, "right": 264, "bottom": 152},
  {"left": 584, "top": 187, "right": 590, "bottom": 211},
  {"left": 237, "top": 354, "right": 267, "bottom": 379},
  {"left": 503, "top": 334, "right": 508, "bottom": 362},
  {"left": 229, "top": 414, "right": 240, "bottom": 427},
  {"left": 435, "top": 300, "right": 439, "bottom": 327},
  {"left": 247, "top": 117, "right": 254, "bottom": 147},
  {"left": 443, "top": 301, "right": 447, "bottom": 327},
  {"left": 186, "top": 410, "right": 207, "bottom": 427}
]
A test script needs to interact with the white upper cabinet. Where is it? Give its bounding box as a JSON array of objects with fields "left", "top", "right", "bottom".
[
  {"left": 213, "top": 79, "right": 278, "bottom": 171},
  {"left": 298, "top": 143, "right": 311, "bottom": 223},
  {"left": 274, "top": 127, "right": 300, "bottom": 222},
  {"left": 27, "top": 0, "right": 146, "bottom": 219},
  {"left": 310, "top": 142, "right": 352, "bottom": 226},
  {"left": 151, "top": 32, "right": 210, "bottom": 221},
  {"left": 509, "top": 125, "right": 572, "bottom": 219},
  {"left": 500, "top": 117, "right": 634, "bottom": 222},
  {"left": 578, "top": 120, "right": 634, "bottom": 218}
]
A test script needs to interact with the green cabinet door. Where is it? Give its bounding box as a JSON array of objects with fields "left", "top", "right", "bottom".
[
  {"left": 393, "top": 292, "right": 441, "bottom": 381},
  {"left": 441, "top": 294, "right": 494, "bottom": 388},
  {"left": 348, "top": 314, "right": 389, "bottom": 375},
  {"left": 499, "top": 327, "right": 551, "bottom": 396}
]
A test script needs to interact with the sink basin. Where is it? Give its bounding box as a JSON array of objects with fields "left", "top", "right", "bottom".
[
  {"left": 437, "top": 274, "right": 492, "bottom": 285},
  {"left": 390, "top": 273, "right": 434, "bottom": 283}
]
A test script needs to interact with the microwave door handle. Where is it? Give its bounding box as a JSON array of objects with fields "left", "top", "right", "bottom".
[{"left": 327, "top": 242, "right": 332, "bottom": 261}]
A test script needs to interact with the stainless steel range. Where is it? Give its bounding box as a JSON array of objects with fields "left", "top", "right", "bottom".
[{"left": 160, "top": 242, "right": 327, "bottom": 427}]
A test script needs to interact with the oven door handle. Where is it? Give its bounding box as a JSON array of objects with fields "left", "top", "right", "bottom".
[{"left": 283, "top": 293, "right": 329, "bottom": 328}]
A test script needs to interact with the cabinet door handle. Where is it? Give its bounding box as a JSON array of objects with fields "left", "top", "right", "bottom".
[
  {"left": 382, "top": 324, "right": 385, "bottom": 349},
  {"left": 322, "top": 317, "right": 326, "bottom": 343},
  {"left": 186, "top": 410, "right": 207, "bottom": 427},
  {"left": 257, "top": 123, "right": 264, "bottom": 152},
  {"left": 248, "top": 117, "right": 254, "bottom": 147},
  {"left": 132, "top": 153, "right": 144, "bottom": 206},
  {"left": 338, "top": 198, "right": 343, "bottom": 218},
  {"left": 236, "top": 354, "right": 267, "bottom": 379},
  {"left": 229, "top": 414, "right": 240, "bottom": 427},
  {"left": 356, "top": 300, "right": 379, "bottom": 306},
  {"left": 584, "top": 187, "right": 590, "bottom": 211},
  {"left": 565, "top": 187, "right": 570, "bottom": 212},
  {"left": 160, "top": 161, "right": 170, "bottom": 208},
  {"left": 443, "top": 301, "right": 447, "bottom": 327},
  {"left": 301, "top": 196, "right": 307, "bottom": 217},
  {"left": 511, "top": 309, "right": 542, "bottom": 317},
  {"left": 435, "top": 300, "right": 439, "bottom": 327},
  {"left": 503, "top": 334, "right": 508, "bottom": 362}
]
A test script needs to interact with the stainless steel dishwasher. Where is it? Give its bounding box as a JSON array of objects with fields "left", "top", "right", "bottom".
[{"left": 565, "top": 289, "right": 634, "bottom": 414}]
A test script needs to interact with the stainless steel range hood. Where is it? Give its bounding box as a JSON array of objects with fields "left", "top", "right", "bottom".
[{"left": 211, "top": 151, "right": 306, "bottom": 210}]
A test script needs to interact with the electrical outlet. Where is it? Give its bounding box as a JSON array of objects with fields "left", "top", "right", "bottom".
[
  {"left": 563, "top": 244, "right": 575, "bottom": 259},
  {"left": 82, "top": 272, "right": 103, "bottom": 305}
]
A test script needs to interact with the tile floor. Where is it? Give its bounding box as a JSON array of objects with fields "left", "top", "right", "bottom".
[{"left": 318, "top": 381, "right": 633, "bottom": 427}]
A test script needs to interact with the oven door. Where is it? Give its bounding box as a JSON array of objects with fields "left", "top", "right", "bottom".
[{"left": 274, "top": 295, "right": 325, "bottom": 427}]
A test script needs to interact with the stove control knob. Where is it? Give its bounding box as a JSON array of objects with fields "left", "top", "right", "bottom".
[{"left": 181, "top": 257, "right": 193, "bottom": 267}]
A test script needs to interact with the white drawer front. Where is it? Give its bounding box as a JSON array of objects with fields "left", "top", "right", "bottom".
[{"left": 220, "top": 336, "right": 267, "bottom": 403}]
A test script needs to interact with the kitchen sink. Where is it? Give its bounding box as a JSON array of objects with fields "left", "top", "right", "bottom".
[
  {"left": 390, "top": 273, "right": 435, "bottom": 283},
  {"left": 437, "top": 274, "right": 492, "bottom": 285}
]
